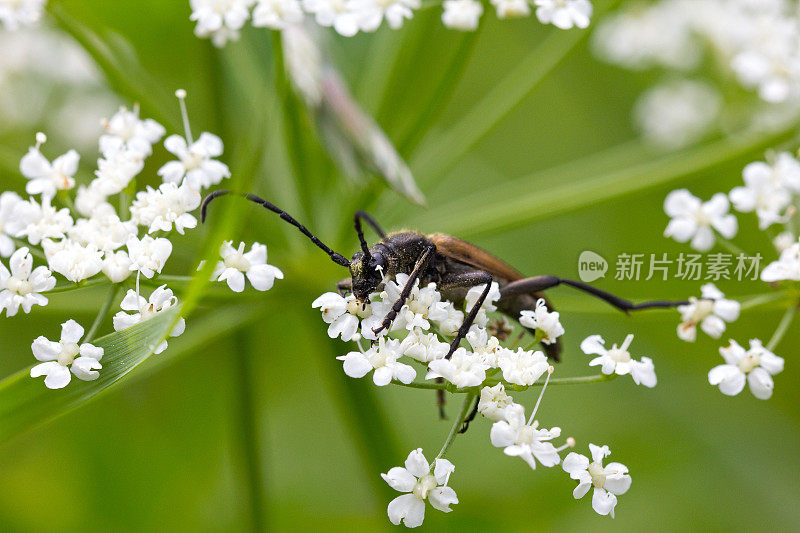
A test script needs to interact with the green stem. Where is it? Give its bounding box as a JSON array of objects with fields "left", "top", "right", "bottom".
[
  {"left": 233, "top": 332, "right": 268, "bottom": 532},
  {"left": 393, "top": 372, "right": 617, "bottom": 393},
  {"left": 738, "top": 291, "right": 787, "bottom": 311},
  {"left": 49, "top": 277, "right": 109, "bottom": 294},
  {"left": 434, "top": 392, "right": 476, "bottom": 463},
  {"left": 766, "top": 302, "right": 797, "bottom": 351},
  {"left": 84, "top": 284, "right": 122, "bottom": 342},
  {"left": 715, "top": 237, "right": 747, "bottom": 257}
]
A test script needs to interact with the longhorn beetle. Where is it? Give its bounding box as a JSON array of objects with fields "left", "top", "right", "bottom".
[{"left": 202, "top": 190, "right": 688, "bottom": 430}]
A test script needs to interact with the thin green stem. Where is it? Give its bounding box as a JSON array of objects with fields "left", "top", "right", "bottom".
[
  {"left": 434, "top": 392, "right": 476, "bottom": 463},
  {"left": 393, "top": 372, "right": 617, "bottom": 393},
  {"left": 738, "top": 291, "right": 787, "bottom": 311},
  {"left": 233, "top": 332, "right": 268, "bottom": 532},
  {"left": 84, "top": 284, "right": 122, "bottom": 342},
  {"left": 49, "top": 277, "right": 109, "bottom": 294},
  {"left": 767, "top": 302, "right": 797, "bottom": 351},
  {"left": 715, "top": 237, "right": 747, "bottom": 257}
]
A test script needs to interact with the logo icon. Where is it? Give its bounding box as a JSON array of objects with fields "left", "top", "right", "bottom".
[{"left": 578, "top": 251, "right": 608, "bottom": 282}]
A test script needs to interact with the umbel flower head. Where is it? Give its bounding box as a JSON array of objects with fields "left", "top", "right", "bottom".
[
  {"left": 30, "top": 319, "right": 104, "bottom": 389},
  {"left": 113, "top": 286, "right": 185, "bottom": 355},
  {"left": 663, "top": 189, "right": 737, "bottom": 251},
  {"left": 212, "top": 241, "right": 283, "bottom": 293},
  {"left": 580, "top": 333, "right": 657, "bottom": 388},
  {"left": 676, "top": 283, "right": 740, "bottom": 342},
  {"left": 0, "top": 247, "right": 55, "bottom": 317},
  {"left": 382, "top": 449, "right": 458, "bottom": 528},
  {"left": 563, "top": 444, "right": 631, "bottom": 518},
  {"left": 709, "top": 339, "right": 784, "bottom": 400}
]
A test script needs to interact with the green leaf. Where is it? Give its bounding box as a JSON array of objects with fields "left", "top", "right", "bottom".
[{"left": 0, "top": 305, "right": 180, "bottom": 444}]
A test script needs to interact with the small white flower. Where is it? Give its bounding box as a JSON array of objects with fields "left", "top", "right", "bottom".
[
  {"left": 130, "top": 182, "right": 201, "bottom": 235},
  {"left": 252, "top": 0, "right": 304, "bottom": 29},
  {"left": 441, "top": 0, "right": 482, "bottom": 31},
  {"left": 0, "top": 0, "right": 45, "bottom": 30},
  {"left": 350, "top": 0, "right": 421, "bottom": 32},
  {"left": 213, "top": 241, "right": 284, "bottom": 293},
  {"left": 74, "top": 184, "right": 110, "bottom": 218},
  {"left": 303, "top": 0, "right": 361, "bottom": 36},
  {"left": 337, "top": 337, "right": 416, "bottom": 386},
  {"left": 158, "top": 132, "right": 230, "bottom": 190},
  {"left": 0, "top": 191, "right": 23, "bottom": 257},
  {"left": 94, "top": 139, "right": 145, "bottom": 195},
  {"left": 490, "top": 403, "right": 562, "bottom": 470},
  {"left": 465, "top": 327, "right": 501, "bottom": 366},
  {"left": 663, "top": 189, "right": 737, "bottom": 251},
  {"left": 312, "top": 291, "right": 372, "bottom": 341},
  {"left": 490, "top": 0, "right": 530, "bottom": 18},
  {"left": 102, "top": 250, "right": 133, "bottom": 283},
  {"left": 400, "top": 329, "right": 450, "bottom": 363},
  {"left": 68, "top": 205, "right": 136, "bottom": 252},
  {"left": 773, "top": 231, "right": 796, "bottom": 253},
  {"left": 30, "top": 319, "right": 104, "bottom": 389},
  {"left": 190, "top": 0, "right": 255, "bottom": 47},
  {"left": 761, "top": 237, "right": 800, "bottom": 282},
  {"left": 563, "top": 444, "right": 631, "bottom": 518},
  {"left": 426, "top": 347, "right": 489, "bottom": 388},
  {"left": 497, "top": 347, "right": 549, "bottom": 386},
  {"left": 534, "top": 0, "right": 591, "bottom": 30},
  {"left": 580, "top": 334, "right": 657, "bottom": 387},
  {"left": 478, "top": 382, "right": 514, "bottom": 422},
  {"left": 46, "top": 239, "right": 104, "bottom": 283},
  {"left": 0, "top": 247, "right": 55, "bottom": 316},
  {"left": 428, "top": 300, "right": 464, "bottom": 336},
  {"left": 10, "top": 196, "right": 73, "bottom": 246},
  {"left": 729, "top": 153, "right": 800, "bottom": 229},
  {"left": 519, "top": 298, "right": 564, "bottom": 345},
  {"left": 709, "top": 339, "right": 784, "bottom": 400},
  {"left": 676, "top": 283, "right": 740, "bottom": 342},
  {"left": 465, "top": 281, "right": 500, "bottom": 328},
  {"left": 126, "top": 236, "right": 172, "bottom": 278},
  {"left": 112, "top": 286, "right": 185, "bottom": 354},
  {"left": 19, "top": 134, "right": 79, "bottom": 197},
  {"left": 101, "top": 107, "right": 166, "bottom": 157},
  {"left": 381, "top": 449, "right": 458, "bottom": 528}
]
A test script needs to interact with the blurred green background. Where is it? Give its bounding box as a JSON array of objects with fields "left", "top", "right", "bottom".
[{"left": 0, "top": 0, "right": 798, "bottom": 531}]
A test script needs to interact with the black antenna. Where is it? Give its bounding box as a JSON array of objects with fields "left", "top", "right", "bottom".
[
  {"left": 201, "top": 190, "right": 351, "bottom": 268},
  {"left": 354, "top": 215, "right": 371, "bottom": 257}
]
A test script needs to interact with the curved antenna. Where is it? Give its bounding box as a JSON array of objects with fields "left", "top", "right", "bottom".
[
  {"left": 354, "top": 215, "right": 370, "bottom": 257},
  {"left": 201, "top": 190, "right": 351, "bottom": 268}
]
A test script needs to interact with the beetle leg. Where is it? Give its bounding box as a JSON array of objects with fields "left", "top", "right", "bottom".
[
  {"left": 500, "top": 275, "right": 689, "bottom": 313},
  {"left": 373, "top": 243, "right": 437, "bottom": 336},
  {"left": 438, "top": 271, "right": 494, "bottom": 360},
  {"left": 458, "top": 395, "right": 480, "bottom": 434},
  {"left": 337, "top": 278, "right": 352, "bottom": 297},
  {"left": 437, "top": 385, "right": 446, "bottom": 420}
]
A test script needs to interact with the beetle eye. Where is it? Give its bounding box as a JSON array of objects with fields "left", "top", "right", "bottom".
[{"left": 370, "top": 253, "right": 385, "bottom": 273}]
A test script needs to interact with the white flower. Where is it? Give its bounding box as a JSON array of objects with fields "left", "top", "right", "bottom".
[
  {"left": 428, "top": 300, "right": 464, "bottom": 336},
  {"left": 10, "top": 196, "right": 73, "bottom": 245},
  {"left": 102, "top": 250, "right": 132, "bottom": 283},
  {"left": 497, "top": 347, "right": 549, "bottom": 386},
  {"left": 190, "top": 0, "right": 255, "bottom": 47},
  {"left": 709, "top": 339, "right": 784, "bottom": 400},
  {"left": 213, "top": 241, "right": 284, "bottom": 293},
  {"left": 0, "top": 0, "right": 45, "bottom": 30},
  {"left": 663, "top": 189, "right": 737, "bottom": 251},
  {"left": 126, "top": 236, "right": 172, "bottom": 278},
  {"left": 426, "top": 347, "right": 489, "bottom": 388},
  {"left": 773, "top": 231, "right": 796, "bottom": 253},
  {"left": 465, "top": 327, "right": 501, "bottom": 366},
  {"left": 400, "top": 329, "right": 450, "bottom": 363},
  {"left": 580, "top": 334, "right": 657, "bottom": 387},
  {"left": 519, "top": 298, "right": 564, "bottom": 344},
  {"left": 101, "top": 107, "right": 166, "bottom": 157},
  {"left": 490, "top": 0, "right": 530, "bottom": 18},
  {"left": 0, "top": 247, "right": 55, "bottom": 316},
  {"left": 478, "top": 382, "right": 514, "bottom": 422},
  {"left": 534, "top": 0, "right": 591, "bottom": 30},
  {"left": 465, "top": 281, "right": 500, "bottom": 328},
  {"left": 252, "top": 0, "right": 304, "bottom": 29},
  {"left": 112, "top": 286, "right": 185, "bottom": 354},
  {"left": 761, "top": 238, "right": 800, "bottom": 282},
  {"left": 130, "top": 182, "right": 201, "bottom": 235},
  {"left": 441, "top": 0, "right": 482, "bottom": 31},
  {"left": 303, "top": 0, "right": 361, "bottom": 36},
  {"left": 312, "top": 291, "right": 372, "bottom": 341},
  {"left": 158, "top": 132, "right": 230, "bottom": 190},
  {"left": 30, "top": 319, "right": 103, "bottom": 389},
  {"left": 0, "top": 191, "right": 23, "bottom": 257},
  {"left": 563, "top": 444, "right": 631, "bottom": 518},
  {"left": 74, "top": 184, "right": 110, "bottom": 218},
  {"left": 94, "top": 138, "right": 145, "bottom": 195},
  {"left": 381, "top": 449, "right": 458, "bottom": 528},
  {"left": 350, "top": 0, "right": 421, "bottom": 32},
  {"left": 337, "top": 337, "right": 416, "bottom": 386},
  {"left": 729, "top": 153, "right": 800, "bottom": 229},
  {"left": 490, "top": 403, "right": 562, "bottom": 470},
  {"left": 46, "top": 239, "right": 103, "bottom": 283},
  {"left": 20, "top": 134, "right": 79, "bottom": 197},
  {"left": 68, "top": 204, "right": 136, "bottom": 252},
  {"left": 676, "top": 283, "right": 740, "bottom": 342}
]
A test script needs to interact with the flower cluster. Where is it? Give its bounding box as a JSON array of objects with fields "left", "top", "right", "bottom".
[
  {"left": 314, "top": 274, "right": 660, "bottom": 525},
  {"left": 189, "top": 0, "right": 593, "bottom": 46},
  {"left": 0, "top": 92, "right": 283, "bottom": 389},
  {"left": 661, "top": 146, "right": 799, "bottom": 400}
]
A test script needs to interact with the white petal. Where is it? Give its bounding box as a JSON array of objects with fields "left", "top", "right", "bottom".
[
  {"left": 31, "top": 336, "right": 61, "bottom": 361},
  {"left": 428, "top": 486, "right": 458, "bottom": 513},
  {"left": 490, "top": 421, "right": 518, "bottom": 448},
  {"left": 579, "top": 335, "right": 606, "bottom": 356},
  {"left": 246, "top": 264, "right": 283, "bottom": 291},
  {"left": 664, "top": 218, "right": 697, "bottom": 242},
  {"left": 562, "top": 452, "right": 589, "bottom": 478},
  {"left": 404, "top": 448, "right": 430, "bottom": 478},
  {"left": 381, "top": 467, "right": 416, "bottom": 492},
  {"left": 339, "top": 352, "right": 372, "bottom": 378},
  {"left": 372, "top": 366, "right": 393, "bottom": 386},
  {"left": 589, "top": 443, "right": 610, "bottom": 463},
  {"left": 690, "top": 226, "right": 715, "bottom": 251},
  {"left": 71, "top": 356, "right": 102, "bottom": 381},
  {"left": 31, "top": 362, "right": 71, "bottom": 389},
  {"left": 433, "top": 458, "right": 455, "bottom": 486},
  {"left": 79, "top": 343, "right": 104, "bottom": 360},
  {"left": 387, "top": 494, "right": 425, "bottom": 528},
  {"left": 603, "top": 463, "right": 631, "bottom": 495},
  {"left": 591, "top": 487, "right": 617, "bottom": 516},
  {"left": 60, "top": 319, "right": 85, "bottom": 344},
  {"left": 747, "top": 368, "right": 774, "bottom": 400}
]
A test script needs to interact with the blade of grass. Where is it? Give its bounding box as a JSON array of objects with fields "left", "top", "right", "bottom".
[{"left": 0, "top": 306, "right": 180, "bottom": 444}]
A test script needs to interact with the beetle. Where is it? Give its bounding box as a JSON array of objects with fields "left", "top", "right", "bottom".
[{"left": 202, "top": 190, "right": 687, "bottom": 428}]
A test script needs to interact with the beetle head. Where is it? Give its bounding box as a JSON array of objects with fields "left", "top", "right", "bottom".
[{"left": 349, "top": 250, "right": 385, "bottom": 301}]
